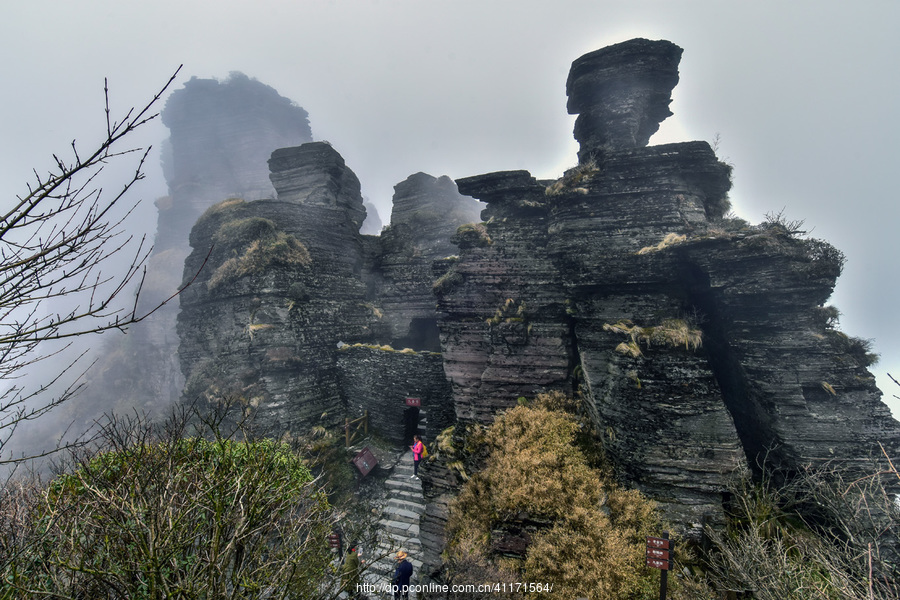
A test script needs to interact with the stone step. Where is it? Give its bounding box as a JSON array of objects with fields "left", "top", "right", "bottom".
[
  {"left": 382, "top": 505, "right": 421, "bottom": 525},
  {"left": 386, "top": 498, "right": 425, "bottom": 514},
  {"left": 387, "top": 490, "right": 423, "bottom": 505},
  {"left": 385, "top": 478, "right": 422, "bottom": 493},
  {"left": 366, "top": 449, "right": 426, "bottom": 599},
  {"left": 379, "top": 519, "right": 420, "bottom": 538},
  {"left": 378, "top": 534, "right": 422, "bottom": 553}
]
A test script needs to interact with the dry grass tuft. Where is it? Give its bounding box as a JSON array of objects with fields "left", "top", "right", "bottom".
[
  {"left": 545, "top": 160, "right": 600, "bottom": 196},
  {"left": 636, "top": 232, "right": 687, "bottom": 255},
  {"left": 604, "top": 318, "right": 702, "bottom": 355},
  {"left": 208, "top": 231, "right": 311, "bottom": 290}
]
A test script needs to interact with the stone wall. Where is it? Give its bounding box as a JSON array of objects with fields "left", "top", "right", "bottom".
[{"left": 336, "top": 345, "right": 454, "bottom": 445}]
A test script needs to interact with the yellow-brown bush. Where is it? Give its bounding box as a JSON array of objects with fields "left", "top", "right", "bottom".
[{"left": 445, "top": 396, "right": 666, "bottom": 599}]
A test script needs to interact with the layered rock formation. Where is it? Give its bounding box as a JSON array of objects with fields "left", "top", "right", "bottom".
[
  {"left": 369, "top": 173, "right": 484, "bottom": 350},
  {"left": 430, "top": 38, "right": 899, "bottom": 541},
  {"left": 84, "top": 73, "right": 314, "bottom": 418},
  {"left": 178, "top": 144, "right": 461, "bottom": 440},
  {"left": 178, "top": 143, "right": 374, "bottom": 433},
  {"left": 173, "top": 38, "right": 900, "bottom": 578},
  {"left": 567, "top": 38, "right": 682, "bottom": 161}
]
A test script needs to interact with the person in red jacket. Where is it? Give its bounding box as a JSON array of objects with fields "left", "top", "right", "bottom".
[{"left": 410, "top": 435, "right": 423, "bottom": 480}]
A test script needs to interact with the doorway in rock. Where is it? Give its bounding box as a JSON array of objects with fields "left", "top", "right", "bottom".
[
  {"left": 402, "top": 406, "right": 420, "bottom": 445},
  {"left": 395, "top": 317, "right": 442, "bottom": 352}
]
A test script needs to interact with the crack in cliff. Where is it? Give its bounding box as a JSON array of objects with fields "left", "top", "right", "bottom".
[{"left": 681, "top": 261, "right": 784, "bottom": 476}]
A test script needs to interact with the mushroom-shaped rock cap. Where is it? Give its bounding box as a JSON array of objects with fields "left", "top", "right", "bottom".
[{"left": 566, "top": 38, "right": 683, "bottom": 160}]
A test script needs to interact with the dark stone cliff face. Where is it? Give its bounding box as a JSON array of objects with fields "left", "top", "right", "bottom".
[
  {"left": 178, "top": 143, "right": 459, "bottom": 439},
  {"left": 173, "top": 38, "right": 900, "bottom": 576},
  {"left": 432, "top": 38, "right": 900, "bottom": 540},
  {"left": 368, "top": 173, "right": 484, "bottom": 350},
  {"left": 178, "top": 143, "right": 374, "bottom": 434},
  {"left": 84, "top": 74, "right": 313, "bottom": 418}
]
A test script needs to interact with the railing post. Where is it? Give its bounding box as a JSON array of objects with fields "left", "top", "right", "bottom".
[
  {"left": 345, "top": 418, "right": 350, "bottom": 447},
  {"left": 364, "top": 410, "right": 368, "bottom": 436}
]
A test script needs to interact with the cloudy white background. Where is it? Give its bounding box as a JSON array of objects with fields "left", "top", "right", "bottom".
[{"left": 2, "top": 1, "right": 898, "bottom": 416}]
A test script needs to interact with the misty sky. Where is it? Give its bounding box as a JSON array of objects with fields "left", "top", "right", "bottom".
[{"left": 1, "top": 1, "right": 898, "bottom": 416}]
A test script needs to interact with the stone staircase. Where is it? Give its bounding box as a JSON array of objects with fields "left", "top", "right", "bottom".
[{"left": 361, "top": 450, "right": 425, "bottom": 599}]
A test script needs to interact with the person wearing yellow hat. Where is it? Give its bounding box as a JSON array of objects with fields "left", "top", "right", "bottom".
[{"left": 392, "top": 550, "right": 413, "bottom": 599}]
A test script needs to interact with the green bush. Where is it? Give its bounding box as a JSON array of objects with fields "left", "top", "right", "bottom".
[{"left": 1, "top": 410, "right": 336, "bottom": 599}]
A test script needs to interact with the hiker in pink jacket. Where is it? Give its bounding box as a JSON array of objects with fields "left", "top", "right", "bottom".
[{"left": 410, "top": 435, "right": 423, "bottom": 480}]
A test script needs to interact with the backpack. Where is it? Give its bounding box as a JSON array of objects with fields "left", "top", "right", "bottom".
[{"left": 421, "top": 443, "right": 429, "bottom": 459}]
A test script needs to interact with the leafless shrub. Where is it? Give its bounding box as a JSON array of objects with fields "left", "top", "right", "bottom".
[
  {"left": 0, "top": 68, "right": 209, "bottom": 465},
  {"left": 760, "top": 208, "right": 807, "bottom": 236},
  {"left": 702, "top": 454, "right": 900, "bottom": 600}
]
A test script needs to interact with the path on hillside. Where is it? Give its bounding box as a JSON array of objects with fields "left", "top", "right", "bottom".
[{"left": 358, "top": 450, "right": 425, "bottom": 599}]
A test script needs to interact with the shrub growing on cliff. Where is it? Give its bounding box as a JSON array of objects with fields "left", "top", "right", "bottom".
[
  {"left": 452, "top": 222, "right": 492, "bottom": 248},
  {"left": 433, "top": 269, "right": 464, "bottom": 295},
  {"left": 0, "top": 407, "right": 337, "bottom": 599},
  {"left": 208, "top": 228, "right": 312, "bottom": 290},
  {"left": 445, "top": 395, "right": 665, "bottom": 599},
  {"left": 195, "top": 197, "right": 245, "bottom": 227},
  {"left": 545, "top": 159, "right": 599, "bottom": 196}
]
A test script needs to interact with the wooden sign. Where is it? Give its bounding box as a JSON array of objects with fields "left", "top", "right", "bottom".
[
  {"left": 646, "top": 536, "right": 673, "bottom": 550},
  {"left": 646, "top": 547, "right": 671, "bottom": 561},
  {"left": 328, "top": 533, "right": 341, "bottom": 548},
  {"left": 351, "top": 447, "right": 378, "bottom": 476},
  {"left": 646, "top": 532, "right": 673, "bottom": 599},
  {"left": 405, "top": 397, "right": 421, "bottom": 407},
  {"left": 645, "top": 557, "right": 673, "bottom": 570}
]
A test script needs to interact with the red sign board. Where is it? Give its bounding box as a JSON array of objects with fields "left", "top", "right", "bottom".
[
  {"left": 328, "top": 534, "right": 341, "bottom": 548},
  {"left": 645, "top": 557, "right": 673, "bottom": 570},
  {"left": 646, "top": 547, "right": 671, "bottom": 561},
  {"left": 646, "top": 533, "right": 673, "bottom": 598},
  {"left": 351, "top": 447, "right": 378, "bottom": 476},
  {"left": 646, "top": 536, "right": 673, "bottom": 550},
  {"left": 405, "top": 397, "right": 421, "bottom": 407}
]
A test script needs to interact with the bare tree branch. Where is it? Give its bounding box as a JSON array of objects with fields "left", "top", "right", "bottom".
[{"left": 0, "top": 67, "right": 192, "bottom": 463}]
